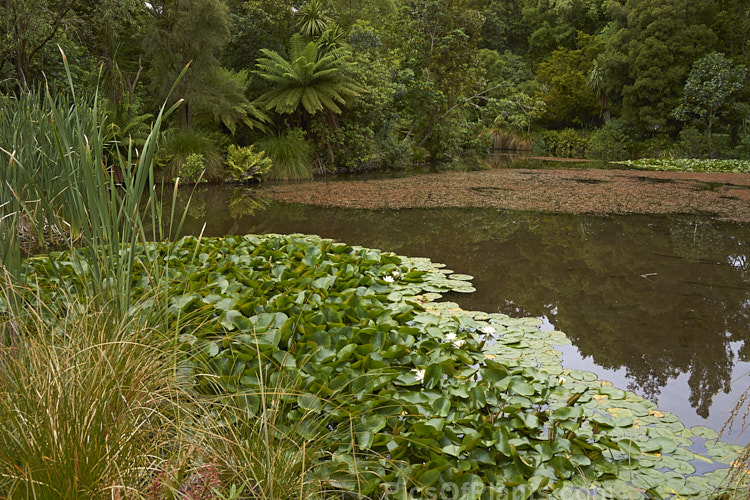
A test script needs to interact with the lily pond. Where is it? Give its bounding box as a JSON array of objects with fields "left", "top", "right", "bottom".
[{"left": 154, "top": 182, "right": 750, "bottom": 495}]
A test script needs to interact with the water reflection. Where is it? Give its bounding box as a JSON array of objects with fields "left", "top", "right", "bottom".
[{"left": 168, "top": 185, "right": 750, "bottom": 440}]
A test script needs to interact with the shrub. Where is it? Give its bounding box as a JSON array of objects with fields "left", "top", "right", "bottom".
[
  {"left": 731, "top": 132, "right": 750, "bottom": 159},
  {"left": 675, "top": 127, "right": 709, "bottom": 158},
  {"left": 225, "top": 144, "right": 273, "bottom": 182},
  {"left": 636, "top": 134, "right": 676, "bottom": 159},
  {"left": 539, "top": 128, "right": 589, "bottom": 158},
  {"left": 178, "top": 153, "right": 207, "bottom": 183},
  {"left": 532, "top": 136, "right": 548, "bottom": 155},
  {"left": 155, "top": 128, "right": 224, "bottom": 182},
  {"left": 586, "top": 120, "right": 631, "bottom": 161}
]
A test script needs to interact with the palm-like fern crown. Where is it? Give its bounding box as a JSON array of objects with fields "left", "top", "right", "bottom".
[{"left": 255, "top": 34, "right": 363, "bottom": 116}]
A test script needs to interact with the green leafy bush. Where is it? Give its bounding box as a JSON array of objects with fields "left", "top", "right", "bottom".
[
  {"left": 539, "top": 128, "right": 589, "bottom": 158},
  {"left": 586, "top": 120, "right": 631, "bottom": 161},
  {"left": 675, "top": 127, "right": 710, "bottom": 158},
  {"left": 155, "top": 128, "right": 224, "bottom": 182},
  {"left": 533, "top": 136, "right": 548, "bottom": 155},
  {"left": 225, "top": 144, "right": 273, "bottom": 182},
  {"left": 732, "top": 132, "right": 750, "bottom": 159},
  {"left": 177, "top": 153, "right": 207, "bottom": 183},
  {"left": 636, "top": 134, "right": 676, "bottom": 159}
]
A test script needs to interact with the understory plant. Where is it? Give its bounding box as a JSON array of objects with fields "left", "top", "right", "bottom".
[
  {"left": 257, "top": 129, "right": 312, "bottom": 180},
  {"left": 225, "top": 144, "right": 273, "bottom": 182},
  {"left": 155, "top": 128, "right": 224, "bottom": 183}
]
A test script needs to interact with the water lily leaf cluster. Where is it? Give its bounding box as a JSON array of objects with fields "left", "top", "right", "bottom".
[
  {"left": 617, "top": 158, "right": 750, "bottom": 174},
  {"left": 17, "top": 234, "right": 747, "bottom": 498}
]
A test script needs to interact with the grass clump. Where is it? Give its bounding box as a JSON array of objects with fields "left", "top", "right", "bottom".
[
  {"left": 257, "top": 129, "right": 312, "bottom": 180},
  {"left": 0, "top": 292, "right": 179, "bottom": 498}
]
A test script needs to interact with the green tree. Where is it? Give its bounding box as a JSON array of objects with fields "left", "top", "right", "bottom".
[
  {"left": 713, "top": 0, "right": 750, "bottom": 62},
  {"left": 598, "top": 0, "right": 717, "bottom": 132},
  {"left": 480, "top": 0, "right": 530, "bottom": 54},
  {"left": 0, "top": 0, "right": 144, "bottom": 91},
  {"left": 0, "top": 0, "right": 79, "bottom": 89},
  {"left": 255, "top": 34, "right": 362, "bottom": 122},
  {"left": 535, "top": 47, "right": 598, "bottom": 127},
  {"left": 384, "top": 0, "right": 486, "bottom": 155},
  {"left": 143, "top": 0, "right": 231, "bottom": 129},
  {"left": 222, "top": 0, "right": 296, "bottom": 75},
  {"left": 521, "top": 0, "right": 609, "bottom": 61},
  {"left": 672, "top": 52, "right": 748, "bottom": 146}
]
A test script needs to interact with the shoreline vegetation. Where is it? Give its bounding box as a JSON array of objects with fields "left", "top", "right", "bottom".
[
  {"left": 4, "top": 233, "right": 748, "bottom": 498},
  {"left": 2, "top": 87, "right": 748, "bottom": 496},
  {"left": 1, "top": 0, "right": 749, "bottom": 493}
]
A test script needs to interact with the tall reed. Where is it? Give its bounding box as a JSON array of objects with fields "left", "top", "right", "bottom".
[{"left": 0, "top": 49, "right": 186, "bottom": 320}]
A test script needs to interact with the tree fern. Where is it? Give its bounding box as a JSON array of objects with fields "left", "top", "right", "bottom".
[{"left": 255, "top": 34, "right": 362, "bottom": 117}]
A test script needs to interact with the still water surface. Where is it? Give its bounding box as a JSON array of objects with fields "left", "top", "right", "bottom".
[{"left": 172, "top": 184, "right": 750, "bottom": 443}]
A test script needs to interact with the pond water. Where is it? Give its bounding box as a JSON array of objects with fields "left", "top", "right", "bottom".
[{"left": 170, "top": 182, "right": 750, "bottom": 444}]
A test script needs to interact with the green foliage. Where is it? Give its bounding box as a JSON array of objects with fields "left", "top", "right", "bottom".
[
  {"left": 494, "top": 92, "right": 546, "bottom": 136},
  {"left": 535, "top": 47, "right": 599, "bottom": 127},
  {"left": 636, "top": 134, "right": 676, "bottom": 159},
  {"left": 255, "top": 34, "right": 362, "bottom": 118},
  {"left": 480, "top": 49, "right": 536, "bottom": 99},
  {"left": 586, "top": 120, "right": 631, "bottom": 161},
  {"left": 15, "top": 234, "right": 748, "bottom": 498},
  {"left": 385, "top": 0, "right": 485, "bottom": 155},
  {"left": 675, "top": 126, "right": 710, "bottom": 158},
  {"left": 257, "top": 130, "right": 313, "bottom": 180},
  {"left": 672, "top": 51, "right": 748, "bottom": 143},
  {"left": 178, "top": 153, "right": 207, "bottom": 183},
  {"left": 192, "top": 67, "right": 270, "bottom": 135},
  {"left": 539, "top": 128, "right": 590, "bottom": 158},
  {"left": 521, "top": 0, "right": 609, "bottom": 61},
  {"left": 311, "top": 47, "right": 402, "bottom": 171},
  {"left": 225, "top": 144, "right": 273, "bottom": 182},
  {"left": 156, "top": 128, "right": 224, "bottom": 182},
  {"left": 618, "top": 158, "right": 750, "bottom": 173},
  {"left": 598, "top": 0, "right": 718, "bottom": 132},
  {"left": 479, "top": 0, "right": 529, "bottom": 54},
  {"left": 144, "top": 0, "right": 231, "bottom": 129},
  {"left": 222, "top": 0, "right": 296, "bottom": 75},
  {"left": 296, "top": 0, "right": 332, "bottom": 38}
]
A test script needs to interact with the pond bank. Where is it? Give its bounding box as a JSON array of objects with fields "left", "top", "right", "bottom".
[{"left": 258, "top": 168, "right": 750, "bottom": 222}]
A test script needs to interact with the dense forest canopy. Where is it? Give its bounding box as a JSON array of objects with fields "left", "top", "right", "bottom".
[{"left": 0, "top": 0, "right": 748, "bottom": 178}]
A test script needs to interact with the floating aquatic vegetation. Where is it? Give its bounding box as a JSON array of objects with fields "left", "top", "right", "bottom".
[
  {"left": 618, "top": 158, "right": 750, "bottom": 174},
  {"left": 18, "top": 233, "right": 747, "bottom": 498}
]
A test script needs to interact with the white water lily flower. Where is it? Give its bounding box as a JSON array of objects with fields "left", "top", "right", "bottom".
[
  {"left": 480, "top": 324, "right": 496, "bottom": 335},
  {"left": 412, "top": 368, "right": 425, "bottom": 382},
  {"left": 558, "top": 376, "right": 566, "bottom": 385},
  {"left": 444, "top": 332, "right": 457, "bottom": 342},
  {"left": 452, "top": 339, "right": 465, "bottom": 348},
  {"left": 391, "top": 270, "right": 401, "bottom": 279},
  {"left": 383, "top": 275, "right": 395, "bottom": 283}
]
